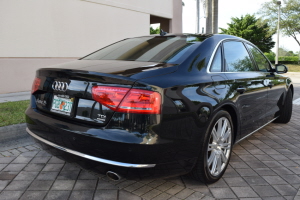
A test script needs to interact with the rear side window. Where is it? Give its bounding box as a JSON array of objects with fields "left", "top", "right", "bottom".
[
  {"left": 210, "top": 46, "right": 222, "bottom": 72},
  {"left": 223, "top": 41, "right": 256, "bottom": 72},
  {"left": 246, "top": 44, "right": 271, "bottom": 72}
]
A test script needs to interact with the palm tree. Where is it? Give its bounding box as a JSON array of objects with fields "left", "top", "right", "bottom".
[
  {"left": 197, "top": 0, "right": 200, "bottom": 33},
  {"left": 205, "top": 0, "right": 218, "bottom": 34},
  {"left": 212, "top": 0, "right": 218, "bottom": 33},
  {"left": 206, "top": 0, "right": 212, "bottom": 33}
]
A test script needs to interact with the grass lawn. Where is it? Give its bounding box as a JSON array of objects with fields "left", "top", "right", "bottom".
[
  {"left": 286, "top": 64, "right": 300, "bottom": 72},
  {"left": 0, "top": 100, "right": 29, "bottom": 127}
]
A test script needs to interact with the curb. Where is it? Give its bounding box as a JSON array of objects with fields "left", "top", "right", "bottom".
[
  {"left": 0, "top": 123, "right": 28, "bottom": 141},
  {"left": 0, "top": 123, "right": 36, "bottom": 153},
  {"left": 0, "top": 91, "right": 30, "bottom": 103}
]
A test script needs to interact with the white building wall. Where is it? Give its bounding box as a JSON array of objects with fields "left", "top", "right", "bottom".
[
  {"left": 0, "top": 0, "right": 173, "bottom": 57},
  {"left": 0, "top": 0, "right": 181, "bottom": 93},
  {"left": 84, "top": 0, "right": 173, "bottom": 19}
]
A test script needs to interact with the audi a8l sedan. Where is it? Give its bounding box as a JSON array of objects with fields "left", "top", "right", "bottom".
[{"left": 25, "top": 34, "right": 293, "bottom": 183}]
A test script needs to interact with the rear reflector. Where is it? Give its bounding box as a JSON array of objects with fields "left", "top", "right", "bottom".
[
  {"left": 31, "top": 77, "right": 41, "bottom": 94},
  {"left": 92, "top": 86, "right": 161, "bottom": 114}
]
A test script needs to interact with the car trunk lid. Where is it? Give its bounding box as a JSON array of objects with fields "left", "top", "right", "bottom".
[{"left": 32, "top": 60, "right": 177, "bottom": 126}]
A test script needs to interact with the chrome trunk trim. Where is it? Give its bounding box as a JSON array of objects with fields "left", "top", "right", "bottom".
[{"left": 26, "top": 128, "right": 156, "bottom": 168}]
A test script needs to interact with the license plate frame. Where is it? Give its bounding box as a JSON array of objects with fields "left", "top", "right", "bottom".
[{"left": 51, "top": 95, "right": 74, "bottom": 116}]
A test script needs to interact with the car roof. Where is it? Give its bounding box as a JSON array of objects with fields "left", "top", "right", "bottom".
[
  {"left": 134, "top": 33, "right": 241, "bottom": 39},
  {"left": 129, "top": 34, "right": 248, "bottom": 45}
]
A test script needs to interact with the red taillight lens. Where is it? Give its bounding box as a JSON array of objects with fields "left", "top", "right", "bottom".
[
  {"left": 92, "top": 86, "right": 130, "bottom": 110},
  {"left": 118, "top": 89, "right": 161, "bottom": 114},
  {"left": 31, "top": 77, "right": 41, "bottom": 94},
  {"left": 92, "top": 86, "right": 161, "bottom": 114}
]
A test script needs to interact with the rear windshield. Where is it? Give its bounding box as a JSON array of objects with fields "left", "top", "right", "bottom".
[{"left": 83, "top": 36, "right": 204, "bottom": 64}]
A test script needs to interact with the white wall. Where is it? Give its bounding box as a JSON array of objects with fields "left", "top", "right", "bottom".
[
  {"left": 84, "top": 0, "right": 173, "bottom": 19},
  {"left": 0, "top": 58, "right": 77, "bottom": 94},
  {"left": 0, "top": 0, "right": 181, "bottom": 93},
  {"left": 0, "top": 0, "right": 172, "bottom": 57}
]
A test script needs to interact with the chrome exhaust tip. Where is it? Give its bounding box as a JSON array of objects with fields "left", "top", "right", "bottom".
[{"left": 106, "top": 171, "right": 121, "bottom": 181}]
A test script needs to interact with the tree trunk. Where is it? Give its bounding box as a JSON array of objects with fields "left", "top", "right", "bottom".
[
  {"left": 212, "top": 0, "right": 218, "bottom": 33},
  {"left": 206, "top": 0, "right": 212, "bottom": 34},
  {"left": 196, "top": 0, "right": 200, "bottom": 33}
]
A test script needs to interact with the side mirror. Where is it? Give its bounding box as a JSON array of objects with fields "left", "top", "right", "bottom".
[{"left": 275, "top": 64, "right": 288, "bottom": 74}]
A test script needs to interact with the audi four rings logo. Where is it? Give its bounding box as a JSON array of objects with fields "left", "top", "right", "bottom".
[{"left": 52, "top": 81, "right": 69, "bottom": 92}]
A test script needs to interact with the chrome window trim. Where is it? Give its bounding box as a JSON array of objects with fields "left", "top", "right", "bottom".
[
  {"left": 206, "top": 39, "right": 269, "bottom": 74},
  {"left": 214, "top": 71, "right": 270, "bottom": 73},
  {"left": 206, "top": 39, "right": 226, "bottom": 74},
  {"left": 26, "top": 128, "right": 156, "bottom": 168}
]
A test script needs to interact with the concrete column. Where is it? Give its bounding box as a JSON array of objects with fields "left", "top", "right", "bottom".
[{"left": 170, "top": 0, "right": 183, "bottom": 33}]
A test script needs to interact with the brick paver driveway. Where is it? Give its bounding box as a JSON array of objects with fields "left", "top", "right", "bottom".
[{"left": 0, "top": 105, "right": 300, "bottom": 200}]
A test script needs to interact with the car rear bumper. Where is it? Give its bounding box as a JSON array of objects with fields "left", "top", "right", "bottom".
[
  {"left": 27, "top": 127, "right": 155, "bottom": 168},
  {"left": 25, "top": 106, "right": 200, "bottom": 179},
  {"left": 27, "top": 126, "right": 197, "bottom": 179}
]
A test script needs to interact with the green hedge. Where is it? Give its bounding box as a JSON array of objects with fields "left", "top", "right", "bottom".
[
  {"left": 278, "top": 56, "right": 298, "bottom": 62},
  {"left": 264, "top": 53, "right": 299, "bottom": 64}
]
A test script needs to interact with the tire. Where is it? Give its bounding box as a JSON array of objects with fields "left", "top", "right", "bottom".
[
  {"left": 274, "top": 89, "right": 293, "bottom": 123},
  {"left": 189, "top": 110, "right": 233, "bottom": 184}
]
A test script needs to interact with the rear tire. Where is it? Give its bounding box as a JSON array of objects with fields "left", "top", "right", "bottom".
[
  {"left": 274, "top": 89, "right": 293, "bottom": 123},
  {"left": 189, "top": 110, "right": 233, "bottom": 184}
]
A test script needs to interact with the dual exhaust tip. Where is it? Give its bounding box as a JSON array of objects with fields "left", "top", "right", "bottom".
[{"left": 106, "top": 171, "right": 121, "bottom": 181}]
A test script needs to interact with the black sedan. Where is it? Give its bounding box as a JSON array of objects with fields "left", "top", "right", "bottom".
[{"left": 25, "top": 34, "right": 293, "bottom": 183}]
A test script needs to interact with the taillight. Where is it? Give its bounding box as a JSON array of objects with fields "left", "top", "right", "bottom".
[
  {"left": 92, "top": 86, "right": 161, "bottom": 114},
  {"left": 31, "top": 77, "right": 41, "bottom": 94},
  {"left": 92, "top": 86, "right": 130, "bottom": 110},
  {"left": 118, "top": 89, "right": 161, "bottom": 114}
]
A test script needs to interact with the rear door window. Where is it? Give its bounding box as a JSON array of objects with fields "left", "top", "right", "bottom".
[{"left": 223, "top": 41, "right": 256, "bottom": 72}]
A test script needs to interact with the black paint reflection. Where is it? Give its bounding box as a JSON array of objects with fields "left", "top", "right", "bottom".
[{"left": 76, "top": 99, "right": 113, "bottom": 124}]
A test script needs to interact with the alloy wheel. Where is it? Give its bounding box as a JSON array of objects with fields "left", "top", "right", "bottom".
[{"left": 207, "top": 117, "right": 232, "bottom": 176}]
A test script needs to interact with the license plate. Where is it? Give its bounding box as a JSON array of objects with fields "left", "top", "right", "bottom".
[{"left": 51, "top": 95, "right": 74, "bottom": 115}]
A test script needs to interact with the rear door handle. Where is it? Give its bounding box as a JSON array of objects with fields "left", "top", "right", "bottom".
[{"left": 236, "top": 87, "right": 246, "bottom": 94}]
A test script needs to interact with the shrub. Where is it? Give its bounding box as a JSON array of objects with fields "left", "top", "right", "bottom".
[
  {"left": 264, "top": 52, "right": 275, "bottom": 62},
  {"left": 278, "top": 56, "right": 298, "bottom": 62},
  {"left": 264, "top": 53, "right": 299, "bottom": 64}
]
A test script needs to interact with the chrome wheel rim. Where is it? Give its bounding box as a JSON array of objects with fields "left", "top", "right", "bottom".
[{"left": 207, "top": 117, "right": 232, "bottom": 176}]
